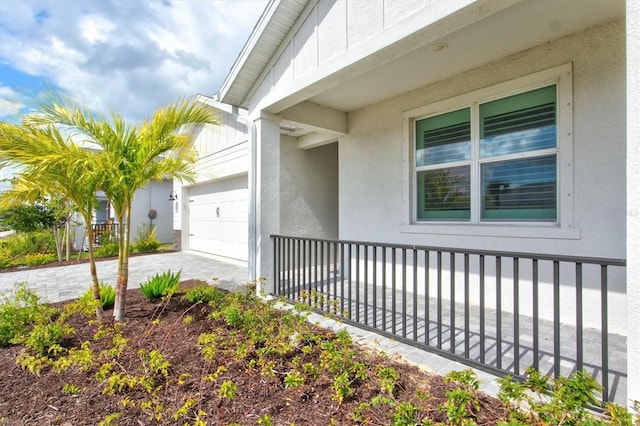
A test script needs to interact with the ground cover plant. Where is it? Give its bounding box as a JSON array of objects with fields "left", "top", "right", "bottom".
[{"left": 0, "top": 280, "right": 636, "bottom": 425}]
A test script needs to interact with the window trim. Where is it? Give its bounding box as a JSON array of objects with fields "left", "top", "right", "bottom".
[{"left": 401, "top": 63, "right": 579, "bottom": 239}]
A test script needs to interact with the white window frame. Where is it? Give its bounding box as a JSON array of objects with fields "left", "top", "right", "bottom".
[{"left": 401, "top": 63, "right": 579, "bottom": 240}]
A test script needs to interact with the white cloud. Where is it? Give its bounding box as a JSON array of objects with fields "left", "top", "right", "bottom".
[
  {"left": 0, "top": 0, "right": 267, "bottom": 122},
  {"left": 0, "top": 86, "right": 25, "bottom": 118},
  {"left": 79, "top": 14, "right": 115, "bottom": 45}
]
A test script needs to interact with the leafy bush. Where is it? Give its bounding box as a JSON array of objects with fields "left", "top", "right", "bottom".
[
  {"left": 140, "top": 270, "right": 181, "bottom": 300},
  {"left": 94, "top": 241, "right": 119, "bottom": 258},
  {"left": 19, "top": 252, "right": 57, "bottom": 266},
  {"left": 133, "top": 224, "right": 160, "bottom": 253},
  {"left": 25, "top": 321, "right": 74, "bottom": 357},
  {"left": 79, "top": 283, "right": 116, "bottom": 311},
  {"left": 0, "top": 248, "right": 14, "bottom": 268},
  {"left": 0, "top": 231, "right": 56, "bottom": 257},
  {"left": 0, "top": 283, "right": 56, "bottom": 346},
  {"left": 497, "top": 367, "right": 625, "bottom": 425},
  {"left": 183, "top": 283, "right": 226, "bottom": 304}
]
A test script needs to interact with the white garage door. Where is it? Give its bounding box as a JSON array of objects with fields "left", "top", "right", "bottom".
[{"left": 188, "top": 175, "right": 248, "bottom": 261}]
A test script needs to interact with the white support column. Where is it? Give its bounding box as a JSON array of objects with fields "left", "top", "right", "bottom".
[
  {"left": 253, "top": 112, "right": 282, "bottom": 294},
  {"left": 627, "top": 0, "right": 640, "bottom": 410}
]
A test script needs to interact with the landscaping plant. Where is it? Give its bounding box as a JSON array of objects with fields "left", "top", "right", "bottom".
[
  {"left": 139, "top": 270, "right": 181, "bottom": 300},
  {"left": 1, "top": 279, "right": 637, "bottom": 424},
  {"left": 133, "top": 223, "right": 160, "bottom": 253}
]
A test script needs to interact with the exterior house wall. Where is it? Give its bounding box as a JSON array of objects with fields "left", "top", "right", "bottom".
[
  {"left": 626, "top": 0, "right": 640, "bottom": 407},
  {"left": 280, "top": 136, "right": 338, "bottom": 239},
  {"left": 129, "top": 180, "right": 173, "bottom": 243},
  {"left": 338, "top": 19, "right": 626, "bottom": 333}
]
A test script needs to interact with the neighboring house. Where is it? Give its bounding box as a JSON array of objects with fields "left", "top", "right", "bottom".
[
  {"left": 181, "top": 0, "right": 639, "bottom": 406},
  {"left": 72, "top": 180, "right": 174, "bottom": 249}
]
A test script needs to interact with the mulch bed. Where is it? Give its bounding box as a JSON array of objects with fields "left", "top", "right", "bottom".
[{"left": 0, "top": 280, "right": 509, "bottom": 425}]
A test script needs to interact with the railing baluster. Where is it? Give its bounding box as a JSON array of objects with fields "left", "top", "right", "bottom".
[
  {"left": 392, "top": 248, "right": 397, "bottom": 335},
  {"left": 314, "top": 240, "right": 319, "bottom": 305},
  {"left": 437, "top": 251, "right": 442, "bottom": 350},
  {"left": 364, "top": 245, "right": 369, "bottom": 325},
  {"left": 382, "top": 247, "right": 387, "bottom": 332},
  {"left": 553, "top": 260, "right": 560, "bottom": 378},
  {"left": 320, "top": 241, "right": 325, "bottom": 310},
  {"left": 356, "top": 244, "right": 360, "bottom": 323},
  {"left": 295, "top": 239, "right": 300, "bottom": 300},
  {"left": 413, "top": 249, "right": 418, "bottom": 342},
  {"left": 532, "top": 258, "right": 539, "bottom": 371},
  {"left": 402, "top": 248, "right": 407, "bottom": 339},
  {"left": 513, "top": 258, "right": 520, "bottom": 375},
  {"left": 302, "top": 239, "right": 307, "bottom": 302},
  {"left": 464, "top": 253, "right": 470, "bottom": 358},
  {"left": 287, "top": 238, "right": 292, "bottom": 298},
  {"left": 425, "top": 250, "right": 430, "bottom": 346},
  {"left": 333, "top": 242, "right": 338, "bottom": 314},
  {"left": 340, "top": 242, "right": 345, "bottom": 317},
  {"left": 273, "top": 237, "right": 278, "bottom": 295},
  {"left": 450, "top": 252, "right": 456, "bottom": 354},
  {"left": 601, "top": 265, "right": 609, "bottom": 403},
  {"left": 480, "top": 255, "right": 485, "bottom": 364},
  {"left": 348, "top": 244, "right": 352, "bottom": 320},
  {"left": 576, "top": 263, "right": 583, "bottom": 372},
  {"left": 373, "top": 246, "right": 377, "bottom": 328},
  {"left": 496, "top": 256, "right": 502, "bottom": 370}
]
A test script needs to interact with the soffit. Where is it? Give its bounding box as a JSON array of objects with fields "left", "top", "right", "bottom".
[{"left": 306, "top": 0, "right": 625, "bottom": 112}]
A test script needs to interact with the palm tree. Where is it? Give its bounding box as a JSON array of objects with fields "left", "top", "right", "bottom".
[
  {"left": 28, "top": 96, "right": 218, "bottom": 320},
  {"left": 0, "top": 123, "right": 106, "bottom": 319}
]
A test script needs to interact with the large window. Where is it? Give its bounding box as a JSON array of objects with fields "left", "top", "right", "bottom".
[{"left": 413, "top": 80, "right": 564, "bottom": 224}]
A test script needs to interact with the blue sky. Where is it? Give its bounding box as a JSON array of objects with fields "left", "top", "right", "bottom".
[{"left": 0, "top": 0, "right": 268, "bottom": 123}]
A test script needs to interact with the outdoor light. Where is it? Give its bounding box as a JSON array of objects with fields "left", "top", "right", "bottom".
[{"left": 168, "top": 191, "right": 178, "bottom": 201}]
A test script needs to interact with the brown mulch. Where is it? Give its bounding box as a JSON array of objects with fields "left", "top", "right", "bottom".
[{"left": 0, "top": 280, "right": 509, "bottom": 425}]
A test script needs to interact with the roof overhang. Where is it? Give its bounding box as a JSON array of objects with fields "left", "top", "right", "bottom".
[{"left": 219, "top": 0, "right": 624, "bottom": 118}]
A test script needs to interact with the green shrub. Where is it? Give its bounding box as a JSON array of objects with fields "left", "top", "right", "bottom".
[
  {"left": 140, "top": 270, "right": 181, "bottom": 300},
  {"left": 183, "top": 283, "right": 226, "bottom": 304},
  {"left": 0, "top": 248, "right": 14, "bottom": 268},
  {"left": 0, "top": 283, "right": 56, "bottom": 347},
  {"left": 25, "top": 321, "right": 74, "bottom": 356},
  {"left": 0, "top": 231, "right": 56, "bottom": 256},
  {"left": 133, "top": 224, "right": 160, "bottom": 253},
  {"left": 18, "top": 252, "right": 57, "bottom": 266},
  {"left": 94, "top": 241, "right": 119, "bottom": 258},
  {"left": 79, "top": 283, "right": 116, "bottom": 311}
]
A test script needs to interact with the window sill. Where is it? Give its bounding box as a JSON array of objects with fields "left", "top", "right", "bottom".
[{"left": 399, "top": 223, "right": 581, "bottom": 240}]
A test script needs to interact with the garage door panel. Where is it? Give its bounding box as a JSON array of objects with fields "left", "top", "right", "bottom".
[{"left": 188, "top": 176, "right": 248, "bottom": 261}]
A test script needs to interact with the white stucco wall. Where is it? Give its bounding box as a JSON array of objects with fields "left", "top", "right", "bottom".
[
  {"left": 280, "top": 137, "right": 338, "bottom": 239},
  {"left": 626, "top": 0, "right": 639, "bottom": 409},
  {"left": 129, "top": 180, "right": 173, "bottom": 243},
  {"left": 338, "top": 20, "right": 626, "bottom": 332}
]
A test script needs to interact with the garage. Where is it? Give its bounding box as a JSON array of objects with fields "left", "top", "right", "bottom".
[{"left": 187, "top": 175, "right": 248, "bottom": 261}]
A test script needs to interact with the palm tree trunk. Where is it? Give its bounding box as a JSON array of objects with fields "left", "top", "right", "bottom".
[
  {"left": 114, "top": 207, "right": 131, "bottom": 322},
  {"left": 86, "top": 224, "right": 104, "bottom": 320}
]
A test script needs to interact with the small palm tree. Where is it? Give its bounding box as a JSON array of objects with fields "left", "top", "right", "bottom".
[
  {"left": 28, "top": 96, "right": 217, "bottom": 320},
  {"left": 0, "top": 123, "right": 106, "bottom": 319}
]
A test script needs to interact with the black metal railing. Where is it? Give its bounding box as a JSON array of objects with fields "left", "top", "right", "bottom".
[{"left": 271, "top": 235, "right": 627, "bottom": 404}]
